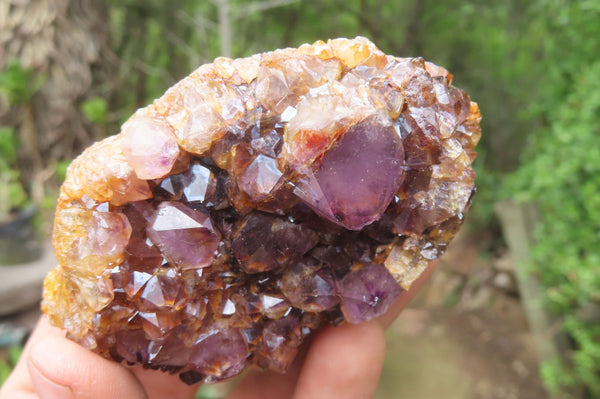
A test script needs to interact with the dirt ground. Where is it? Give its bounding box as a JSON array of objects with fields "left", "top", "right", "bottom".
[
  {"left": 376, "top": 227, "right": 549, "bottom": 399},
  {"left": 377, "top": 301, "right": 548, "bottom": 399}
]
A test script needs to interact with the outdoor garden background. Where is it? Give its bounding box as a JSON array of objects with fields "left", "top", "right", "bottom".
[{"left": 0, "top": 1, "right": 598, "bottom": 398}]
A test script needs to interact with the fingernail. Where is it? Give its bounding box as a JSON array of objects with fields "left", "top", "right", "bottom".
[{"left": 28, "top": 359, "right": 74, "bottom": 399}]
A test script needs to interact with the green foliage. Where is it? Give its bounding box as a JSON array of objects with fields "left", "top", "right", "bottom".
[
  {"left": 508, "top": 1, "right": 600, "bottom": 394},
  {"left": 17, "top": 1, "right": 593, "bottom": 394},
  {"left": 0, "top": 60, "right": 45, "bottom": 105},
  {"left": 54, "top": 159, "right": 71, "bottom": 183},
  {"left": 195, "top": 385, "right": 221, "bottom": 399},
  {"left": 0, "top": 62, "right": 42, "bottom": 220},
  {"left": 0, "top": 126, "right": 18, "bottom": 165},
  {"left": 0, "top": 346, "right": 23, "bottom": 386},
  {"left": 80, "top": 97, "right": 108, "bottom": 124},
  {"left": 0, "top": 127, "right": 28, "bottom": 222}
]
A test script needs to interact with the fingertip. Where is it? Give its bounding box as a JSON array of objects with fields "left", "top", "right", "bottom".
[
  {"left": 130, "top": 366, "right": 200, "bottom": 399},
  {"left": 27, "top": 334, "right": 147, "bottom": 399},
  {"left": 0, "top": 317, "right": 66, "bottom": 399},
  {"left": 227, "top": 344, "right": 309, "bottom": 399},
  {"left": 27, "top": 336, "right": 76, "bottom": 390},
  {"left": 293, "top": 321, "right": 386, "bottom": 399},
  {"left": 27, "top": 357, "right": 74, "bottom": 399}
]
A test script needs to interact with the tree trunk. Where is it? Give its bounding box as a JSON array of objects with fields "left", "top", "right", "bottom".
[
  {"left": 495, "top": 200, "right": 573, "bottom": 399},
  {"left": 218, "top": 0, "right": 232, "bottom": 57}
]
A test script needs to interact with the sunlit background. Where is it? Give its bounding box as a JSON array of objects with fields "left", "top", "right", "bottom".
[{"left": 0, "top": 1, "right": 599, "bottom": 398}]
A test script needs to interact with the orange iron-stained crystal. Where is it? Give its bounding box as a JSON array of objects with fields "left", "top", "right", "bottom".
[{"left": 44, "top": 37, "right": 481, "bottom": 385}]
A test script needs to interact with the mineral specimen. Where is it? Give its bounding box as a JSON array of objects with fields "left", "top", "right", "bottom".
[{"left": 43, "top": 37, "right": 481, "bottom": 385}]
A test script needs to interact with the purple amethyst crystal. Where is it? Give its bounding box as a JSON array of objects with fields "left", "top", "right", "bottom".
[
  {"left": 189, "top": 328, "right": 247, "bottom": 381},
  {"left": 294, "top": 116, "right": 405, "bottom": 230},
  {"left": 281, "top": 260, "right": 340, "bottom": 312},
  {"left": 149, "top": 328, "right": 191, "bottom": 367},
  {"left": 231, "top": 213, "right": 318, "bottom": 273},
  {"left": 254, "top": 315, "right": 303, "bottom": 373},
  {"left": 147, "top": 201, "right": 220, "bottom": 269},
  {"left": 239, "top": 154, "right": 284, "bottom": 200},
  {"left": 339, "top": 263, "right": 403, "bottom": 324}
]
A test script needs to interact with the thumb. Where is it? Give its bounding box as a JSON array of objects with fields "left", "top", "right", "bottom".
[{"left": 27, "top": 334, "right": 148, "bottom": 399}]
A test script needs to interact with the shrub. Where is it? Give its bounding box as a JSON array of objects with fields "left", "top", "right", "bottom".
[{"left": 509, "top": 61, "right": 600, "bottom": 397}]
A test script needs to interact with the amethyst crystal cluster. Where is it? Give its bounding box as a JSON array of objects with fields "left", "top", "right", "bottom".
[{"left": 43, "top": 37, "right": 481, "bottom": 384}]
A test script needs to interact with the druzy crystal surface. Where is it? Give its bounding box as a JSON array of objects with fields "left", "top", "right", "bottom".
[{"left": 43, "top": 37, "right": 481, "bottom": 385}]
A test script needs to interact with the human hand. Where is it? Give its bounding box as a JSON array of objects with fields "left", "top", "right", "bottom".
[{"left": 0, "top": 263, "right": 435, "bottom": 399}]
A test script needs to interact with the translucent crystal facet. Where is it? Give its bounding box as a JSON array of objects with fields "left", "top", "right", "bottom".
[
  {"left": 339, "top": 263, "right": 403, "bottom": 323},
  {"left": 293, "top": 115, "right": 405, "bottom": 230},
  {"left": 121, "top": 112, "right": 180, "bottom": 179},
  {"left": 147, "top": 201, "right": 220, "bottom": 269},
  {"left": 183, "top": 163, "right": 212, "bottom": 202}
]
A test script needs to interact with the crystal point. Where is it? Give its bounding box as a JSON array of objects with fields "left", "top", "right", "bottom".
[
  {"left": 183, "top": 163, "right": 212, "bottom": 202},
  {"left": 339, "top": 263, "right": 402, "bottom": 324},
  {"left": 294, "top": 115, "right": 404, "bottom": 230},
  {"left": 121, "top": 112, "right": 180, "bottom": 179},
  {"left": 147, "top": 202, "right": 220, "bottom": 269}
]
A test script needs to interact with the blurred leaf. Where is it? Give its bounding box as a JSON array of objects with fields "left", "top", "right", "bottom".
[
  {"left": 0, "top": 346, "right": 23, "bottom": 386},
  {"left": 0, "top": 127, "right": 27, "bottom": 218},
  {"left": 55, "top": 159, "right": 71, "bottom": 183},
  {"left": 0, "top": 60, "right": 45, "bottom": 105},
  {"left": 7, "top": 178, "right": 27, "bottom": 208},
  {"left": 195, "top": 385, "right": 220, "bottom": 399},
  {"left": 8, "top": 346, "right": 22, "bottom": 365},
  {"left": 81, "top": 97, "right": 108, "bottom": 124},
  {"left": 0, "top": 127, "right": 17, "bottom": 165},
  {"left": 0, "top": 360, "right": 11, "bottom": 386},
  {"left": 509, "top": 57, "right": 600, "bottom": 397},
  {"left": 0, "top": 168, "right": 28, "bottom": 220}
]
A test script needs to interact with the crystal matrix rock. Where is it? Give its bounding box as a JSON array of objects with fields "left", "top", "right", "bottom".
[{"left": 44, "top": 37, "right": 481, "bottom": 385}]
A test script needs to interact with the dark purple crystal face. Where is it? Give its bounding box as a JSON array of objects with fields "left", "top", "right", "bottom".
[
  {"left": 147, "top": 201, "right": 220, "bottom": 269},
  {"left": 231, "top": 213, "right": 318, "bottom": 273},
  {"left": 294, "top": 116, "right": 405, "bottom": 230}
]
